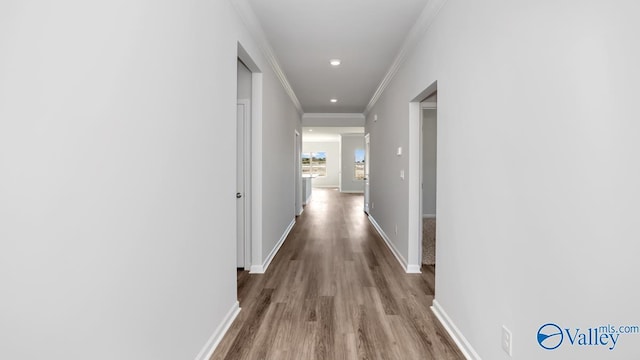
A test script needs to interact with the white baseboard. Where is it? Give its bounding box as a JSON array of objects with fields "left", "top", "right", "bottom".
[
  {"left": 340, "top": 190, "right": 364, "bottom": 194},
  {"left": 194, "top": 301, "right": 241, "bottom": 360},
  {"left": 423, "top": 214, "right": 436, "bottom": 219},
  {"left": 431, "top": 300, "right": 482, "bottom": 360},
  {"left": 313, "top": 185, "right": 339, "bottom": 188},
  {"left": 250, "top": 218, "right": 295, "bottom": 274},
  {"left": 367, "top": 215, "right": 413, "bottom": 273}
]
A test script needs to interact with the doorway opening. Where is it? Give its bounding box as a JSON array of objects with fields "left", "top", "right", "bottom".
[{"left": 420, "top": 95, "right": 437, "bottom": 269}]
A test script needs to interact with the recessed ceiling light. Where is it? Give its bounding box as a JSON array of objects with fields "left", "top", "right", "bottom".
[
  {"left": 330, "top": 98, "right": 338, "bottom": 103},
  {"left": 330, "top": 59, "right": 341, "bottom": 66},
  {"left": 309, "top": 129, "right": 313, "bottom": 132}
]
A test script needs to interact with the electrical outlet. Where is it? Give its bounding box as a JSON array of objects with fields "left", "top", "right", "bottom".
[{"left": 502, "top": 325, "right": 512, "bottom": 357}]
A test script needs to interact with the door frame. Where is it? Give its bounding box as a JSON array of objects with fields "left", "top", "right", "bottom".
[
  {"left": 294, "top": 130, "right": 302, "bottom": 216},
  {"left": 364, "top": 133, "right": 371, "bottom": 213},
  {"left": 408, "top": 81, "right": 438, "bottom": 273}
]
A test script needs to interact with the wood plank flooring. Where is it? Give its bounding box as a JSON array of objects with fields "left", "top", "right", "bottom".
[{"left": 211, "top": 188, "right": 464, "bottom": 360}]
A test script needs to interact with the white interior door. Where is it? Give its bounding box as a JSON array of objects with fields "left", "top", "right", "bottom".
[
  {"left": 364, "top": 133, "right": 370, "bottom": 213},
  {"left": 236, "top": 102, "right": 248, "bottom": 268}
]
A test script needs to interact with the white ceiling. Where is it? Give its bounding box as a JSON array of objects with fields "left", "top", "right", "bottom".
[
  {"left": 303, "top": 126, "right": 364, "bottom": 142},
  {"left": 246, "top": 0, "right": 430, "bottom": 114}
]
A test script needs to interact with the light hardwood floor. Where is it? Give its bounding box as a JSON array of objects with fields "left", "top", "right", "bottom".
[{"left": 211, "top": 188, "right": 464, "bottom": 360}]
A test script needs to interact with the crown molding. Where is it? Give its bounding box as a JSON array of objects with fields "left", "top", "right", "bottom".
[
  {"left": 302, "top": 113, "right": 365, "bottom": 120},
  {"left": 364, "top": 0, "right": 448, "bottom": 115},
  {"left": 230, "top": 0, "right": 304, "bottom": 114}
]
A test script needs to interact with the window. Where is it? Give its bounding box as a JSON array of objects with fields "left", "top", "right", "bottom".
[
  {"left": 354, "top": 149, "right": 365, "bottom": 180},
  {"left": 302, "top": 151, "right": 327, "bottom": 176}
]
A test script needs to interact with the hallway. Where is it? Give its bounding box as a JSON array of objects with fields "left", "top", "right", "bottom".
[{"left": 212, "top": 189, "right": 464, "bottom": 360}]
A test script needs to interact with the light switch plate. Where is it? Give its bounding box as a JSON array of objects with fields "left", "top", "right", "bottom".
[{"left": 397, "top": 147, "right": 402, "bottom": 156}]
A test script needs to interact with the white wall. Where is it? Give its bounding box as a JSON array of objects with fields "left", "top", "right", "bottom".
[
  {"left": 366, "top": 1, "right": 640, "bottom": 359},
  {"left": 302, "top": 141, "right": 340, "bottom": 188},
  {"left": 260, "top": 66, "right": 301, "bottom": 261},
  {"left": 340, "top": 134, "right": 365, "bottom": 193},
  {"left": 302, "top": 113, "right": 365, "bottom": 127},
  {"left": 0, "top": 1, "right": 300, "bottom": 359},
  {"left": 422, "top": 109, "right": 437, "bottom": 216}
]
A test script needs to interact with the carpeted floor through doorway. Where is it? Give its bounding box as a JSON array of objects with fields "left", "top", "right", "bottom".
[{"left": 422, "top": 217, "right": 436, "bottom": 265}]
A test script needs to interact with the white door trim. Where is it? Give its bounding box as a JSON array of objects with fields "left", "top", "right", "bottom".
[
  {"left": 249, "top": 73, "right": 264, "bottom": 273},
  {"left": 407, "top": 101, "right": 422, "bottom": 273}
]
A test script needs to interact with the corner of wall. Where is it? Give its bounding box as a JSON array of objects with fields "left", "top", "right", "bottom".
[
  {"left": 250, "top": 218, "right": 295, "bottom": 274},
  {"left": 368, "top": 215, "right": 419, "bottom": 273}
]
